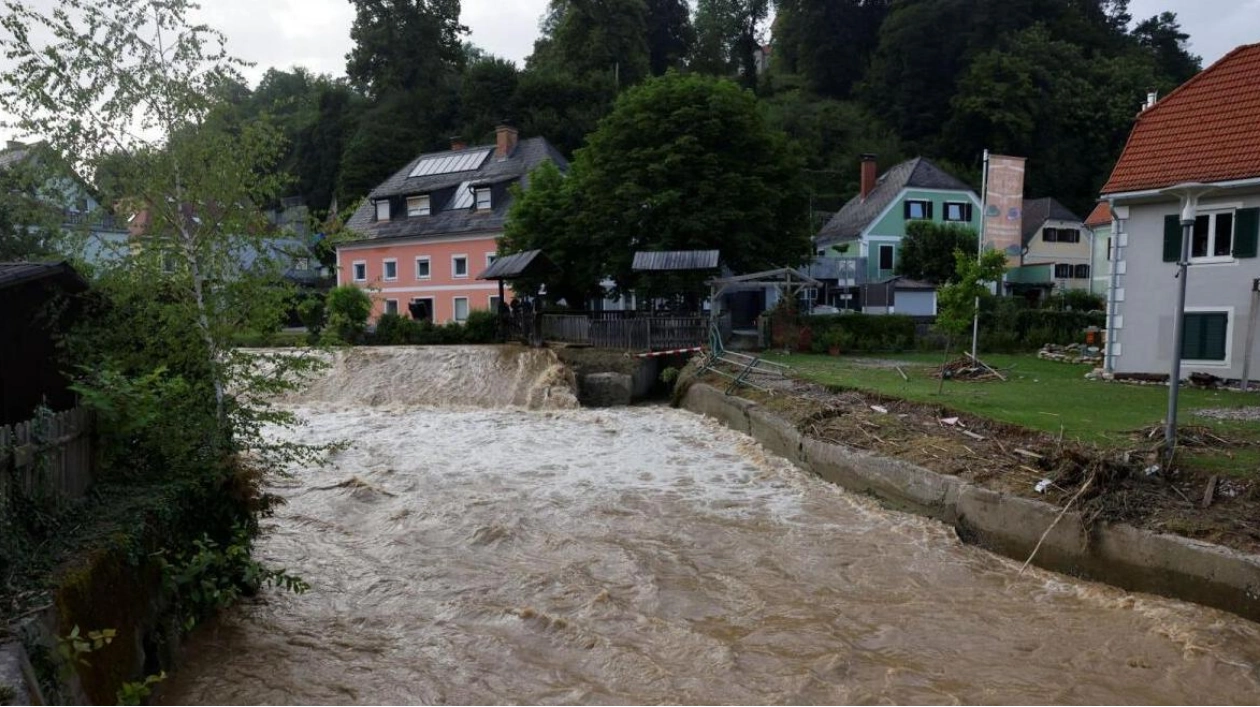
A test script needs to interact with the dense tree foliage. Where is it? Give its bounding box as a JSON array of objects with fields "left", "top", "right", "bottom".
[
  {"left": 504, "top": 73, "right": 811, "bottom": 300},
  {"left": 772, "top": 0, "right": 888, "bottom": 99},
  {"left": 896, "top": 221, "right": 979, "bottom": 285}
]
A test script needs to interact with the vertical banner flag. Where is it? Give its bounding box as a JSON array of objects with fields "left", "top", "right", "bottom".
[{"left": 983, "top": 155, "right": 1026, "bottom": 261}]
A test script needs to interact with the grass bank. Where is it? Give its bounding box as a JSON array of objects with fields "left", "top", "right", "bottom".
[{"left": 762, "top": 351, "right": 1260, "bottom": 479}]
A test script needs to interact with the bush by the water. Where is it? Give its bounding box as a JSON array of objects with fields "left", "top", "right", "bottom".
[
  {"left": 325, "top": 285, "right": 372, "bottom": 343},
  {"left": 803, "top": 313, "right": 917, "bottom": 353},
  {"left": 368, "top": 310, "right": 499, "bottom": 345}
]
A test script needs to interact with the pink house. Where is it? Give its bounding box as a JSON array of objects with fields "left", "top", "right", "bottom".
[{"left": 337, "top": 126, "right": 567, "bottom": 322}]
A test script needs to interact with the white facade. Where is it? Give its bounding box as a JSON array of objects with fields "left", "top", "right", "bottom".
[{"left": 1104, "top": 188, "right": 1260, "bottom": 380}]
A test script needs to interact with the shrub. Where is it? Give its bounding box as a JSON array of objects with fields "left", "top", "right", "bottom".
[
  {"left": 373, "top": 313, "right": 412, "bottom": 345},
  {"left": 296, "top": 296, "right": 325, "bottom": 344},
  {"left": 801, "top": 313, "right": 916, "bottom": 352},
  {"left": 325, "top": 286, "right": 372, "bottom": 343},
  {"left": 463, "top": 310, "right": 499, "bottom": 343}
]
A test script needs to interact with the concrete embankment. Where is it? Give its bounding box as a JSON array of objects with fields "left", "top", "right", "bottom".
[{"left": 681, "top": 382, "right": 1260, "bottom": 623}]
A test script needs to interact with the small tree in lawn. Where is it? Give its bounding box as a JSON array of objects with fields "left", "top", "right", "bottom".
[{"left": 935, "top": 248, "right": 1008, "bottom": 393}]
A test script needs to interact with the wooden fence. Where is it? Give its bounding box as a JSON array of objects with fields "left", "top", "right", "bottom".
[
  {"left": 0, "top": 406, "right": 94, "bottom": 506},
  {"left": 541, "top": 314, "right": 707, "bottom": 351}
]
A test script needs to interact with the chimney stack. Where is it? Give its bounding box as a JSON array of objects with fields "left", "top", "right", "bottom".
[
  {"left": 860, "top": 153, "right": 878, "bottom": 200},
  {"left": 495, "top": 123, "right": 519, "bottom": 161},
  {"left": 450, "top": 136, "right": 467, "bottom": 151},
  {"left": 1144, "top": 90, "right": 1158, "bottom": 111}
]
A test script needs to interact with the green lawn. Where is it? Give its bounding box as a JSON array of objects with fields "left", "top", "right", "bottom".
[{"left": 764, "top": 351, "right": 1260, "bottom": 450}]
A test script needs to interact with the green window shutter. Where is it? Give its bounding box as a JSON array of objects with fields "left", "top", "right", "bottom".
[
  {"left": 1163, "top": 214, "right": 1182, "bottom": 262},
  {"left": 1233, "top": 207, "right": 1259, "bottom": 258},
  {"left": 1182, "top": 312, "right": 1229, "bottom": 361}
]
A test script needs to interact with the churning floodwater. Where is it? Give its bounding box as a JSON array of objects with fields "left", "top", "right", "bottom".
[{"left": 160, "top": 348, "right": 1260, "bottom": 705}]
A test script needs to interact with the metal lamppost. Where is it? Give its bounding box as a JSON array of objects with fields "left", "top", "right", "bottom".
[{"left": 1161, "top": 182, "right": 1213, "bottom": 466}]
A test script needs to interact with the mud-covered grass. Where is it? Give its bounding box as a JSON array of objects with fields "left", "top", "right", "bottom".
[{"left": 697, "top": 356, "right": 1260, "bottom": 555}]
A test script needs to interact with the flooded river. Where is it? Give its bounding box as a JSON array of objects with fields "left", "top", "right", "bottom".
[{"left": 160, "top": 349, "right": 1260, "bottom": 704}]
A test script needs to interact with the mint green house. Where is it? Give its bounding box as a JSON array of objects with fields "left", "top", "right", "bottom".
[{"left": 812, "top": 156, "right": 980, "bottom": 313}]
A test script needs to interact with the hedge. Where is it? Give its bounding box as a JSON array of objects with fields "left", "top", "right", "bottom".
[
  {"left": 801, "top": 313, "right": 917, "bottom": 354},
  {"left": 368, "top": 310, "right": 499, "bottom": 346}
]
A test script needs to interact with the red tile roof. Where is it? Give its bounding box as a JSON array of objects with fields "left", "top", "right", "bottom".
[
  {"left": 1084, "top": 201, "right": 1111, "bottom": 227},
  {"left": 1102, "top": 43, "right": 1260, "bottom": 195}
]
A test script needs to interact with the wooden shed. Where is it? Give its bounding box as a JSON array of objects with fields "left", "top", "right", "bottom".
[{"left": 0, "top": 261, "right": 88, "bottom": 425}]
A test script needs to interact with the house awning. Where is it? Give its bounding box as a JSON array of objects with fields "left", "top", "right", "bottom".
[{"left": 476, "top": 249, "right": 557, "bottom": 281}]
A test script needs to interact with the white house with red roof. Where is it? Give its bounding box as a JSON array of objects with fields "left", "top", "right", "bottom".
[{"left": 1099, "top": 43, "right": 1260, "bottom": 380}]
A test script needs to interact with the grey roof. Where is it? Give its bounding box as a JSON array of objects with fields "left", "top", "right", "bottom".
[
  {"left": 874, "top": 275, "right": 937, "bottom": 291},
  {"left": 631, "top": 250, "right": 720, "bottom": 271},
  {"left": 816, "top": 158, "right": 975, "bottom": 246},
  {"left": 476, "top": 249, "right": 557, "bottom": 280},
  {"left": 0, "top": 144, "right": 31, "bottom": 169},
  {"left": 344, "top": 137, "right": 568, "bottom": 244},
  {"left": 1021, "top": 197, "right": 1083, "bottom": 246},
  {"left": 0, "top": 261, "right": 88, "bottom": 292}
]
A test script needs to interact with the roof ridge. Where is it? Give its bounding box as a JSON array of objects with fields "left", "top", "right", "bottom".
[{"left": 1137, "top": 42, "right": 1260, "bottom": 122}]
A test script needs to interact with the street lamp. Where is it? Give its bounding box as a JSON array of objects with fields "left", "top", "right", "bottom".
[{"left": 1160, "top": 182, "right": 1214, "bottom": 467}]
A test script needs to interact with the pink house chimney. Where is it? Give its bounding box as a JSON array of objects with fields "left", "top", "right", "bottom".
[{"left": 495, "top": 124, "right": 519, "bottom": 161}]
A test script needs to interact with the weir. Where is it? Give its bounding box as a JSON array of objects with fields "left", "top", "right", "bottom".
[{"left": 157, "top": 347, "right": 1260, "bottom": 704}]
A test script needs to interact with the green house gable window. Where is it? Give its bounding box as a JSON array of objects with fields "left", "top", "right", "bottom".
[
  {"left": 904, "top": 200, "right": 932, "bottom": 220},
  {"left": 1182, "top": 311, "right": 1229, "bottom": 362}
]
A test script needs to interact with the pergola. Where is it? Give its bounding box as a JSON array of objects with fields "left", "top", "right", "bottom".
[
  {"left": 708, "top": 266, "right": 823, "bottom": 321},
  {"left": 475, "top": 249, "right": 559, "bottom": 304}
]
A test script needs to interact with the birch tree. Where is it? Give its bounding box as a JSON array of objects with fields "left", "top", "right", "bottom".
[{"left": 1, "top": 0, "right": 321, "bottom": 470}]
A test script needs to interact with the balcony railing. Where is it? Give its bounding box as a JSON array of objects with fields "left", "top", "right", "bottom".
[
  {"left": 806, "top": 256, "right": 868, "bottom": 286},
  {"left": 541, "top": 313, "right": 708, "bottom": 351}
]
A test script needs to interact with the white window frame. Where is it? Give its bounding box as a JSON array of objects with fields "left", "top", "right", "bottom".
[
  {"left": 352, "top": 260, "right": 367, "bottom": 282},
  {"left": 382, "top": 258, "right": 398, "bottom": 281},
  {"left": 407, "top": 195, "right": 431, "bottom": 217},
  {"left": 489, "top": 294, "right": 502, "bottom": 312},
  {"left": 453, "top": 296, "right": 470, "bottom": 323},
  {"left": 905, "top": 200, "right": 929, "bottom": 220},
  {"left": 486, "top": 252, "right": 498, "bottom": 269},
  {"left": 375, "top": 200, "right": 390, "bottom": 221},
  {"left": 452, "top": 254, "right": 469, "bottom": 279},
  {"left": 384, "top": 299, "right": 399, "bottom": 315},
  {"left": 474, "top": 188, "right": 492, "bottom": 210},
  {"left": 943, "top": 201, "right": 967, "bottom": 222},
  {"left": 1190, "top": 208, "right": 1237, "bottom": 264},
  {"left": 1182, "top": 306, "right": 1233, "bottom": 368},
  {"left": 415, "top": 256, "right": 431, "bottom": 280}
]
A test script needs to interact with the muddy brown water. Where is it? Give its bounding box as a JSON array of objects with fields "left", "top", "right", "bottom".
[{"left": 158, "top": 349, "right": 1260, "bottom": 704}]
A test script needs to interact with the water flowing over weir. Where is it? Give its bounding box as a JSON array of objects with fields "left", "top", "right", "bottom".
[{"left": 161, "top": 348, "right": 1260, "bottom": 704}]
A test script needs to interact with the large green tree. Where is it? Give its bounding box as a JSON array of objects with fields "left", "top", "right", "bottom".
[
  {"left": 645, "top": 0, "right": 695, "bottom": 76},
  {"left": 573, "top": 72, "right": 810, "bottom": 291},
  {"left": 459, "top": 56, "right": 520, "bottom": 143},
  {"left": 691, "top": 0, "right": 770, "bottom": 88},
  {"left": 772, "top": 0, "right": 889, "bottom": 100},
  {"left": 345, "top": 0, "right": 468, "bottom": 98},
  {"left": 896, "top": 221, "right": 978, "bottom": 284},
  {"left": 1132, "top": 11, "right": 1201, "bottom": 87}
]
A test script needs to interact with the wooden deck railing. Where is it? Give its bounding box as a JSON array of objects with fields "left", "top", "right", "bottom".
[{"left": 541, "top": 314, "right": 707, "bottom": 351}]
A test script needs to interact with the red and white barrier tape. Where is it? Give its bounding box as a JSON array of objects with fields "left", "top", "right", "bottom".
[{"left": 634, "top": 346, "right": 705, "bottom": 358}]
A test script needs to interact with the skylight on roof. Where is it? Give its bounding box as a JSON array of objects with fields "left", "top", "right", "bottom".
[{"left": 409, "top": 148, "right": 492, "bottom": 178}]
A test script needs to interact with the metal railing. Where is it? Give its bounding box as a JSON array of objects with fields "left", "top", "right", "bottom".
[{"left": 541, "top": 313, "right": 708, "bottom": 350}]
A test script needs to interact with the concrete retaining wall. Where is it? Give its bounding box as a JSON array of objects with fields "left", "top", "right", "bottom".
[{"left": 681, "top": 383, "right": 1260, "bottom": 623}]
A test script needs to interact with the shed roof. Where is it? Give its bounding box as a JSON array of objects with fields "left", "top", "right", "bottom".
[
  {"left": 1102, "top": 43, "right": 1260, "bottom": 194},
  {"left": 631, "top": 250, "right": 720, "bottom": 271},
  {"left": 0, "top": 261, "right": 88, "bottom": 292},
  {"left": 816, "top": 158, "right": 975, "bottom": 246},
  {"left": 476, "top": 250, "right": 557, "bottom": 280}
]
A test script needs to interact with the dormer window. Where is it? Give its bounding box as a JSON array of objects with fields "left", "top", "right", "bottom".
[
  {"left": 375, "top": 199, "right": 391, "bottom": 221},
  {"left": 474, "top": 187, "right": 492, "bottom": 210},
  {"left": 407, "top": 195, "right": 431, "bottom": 217}
]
